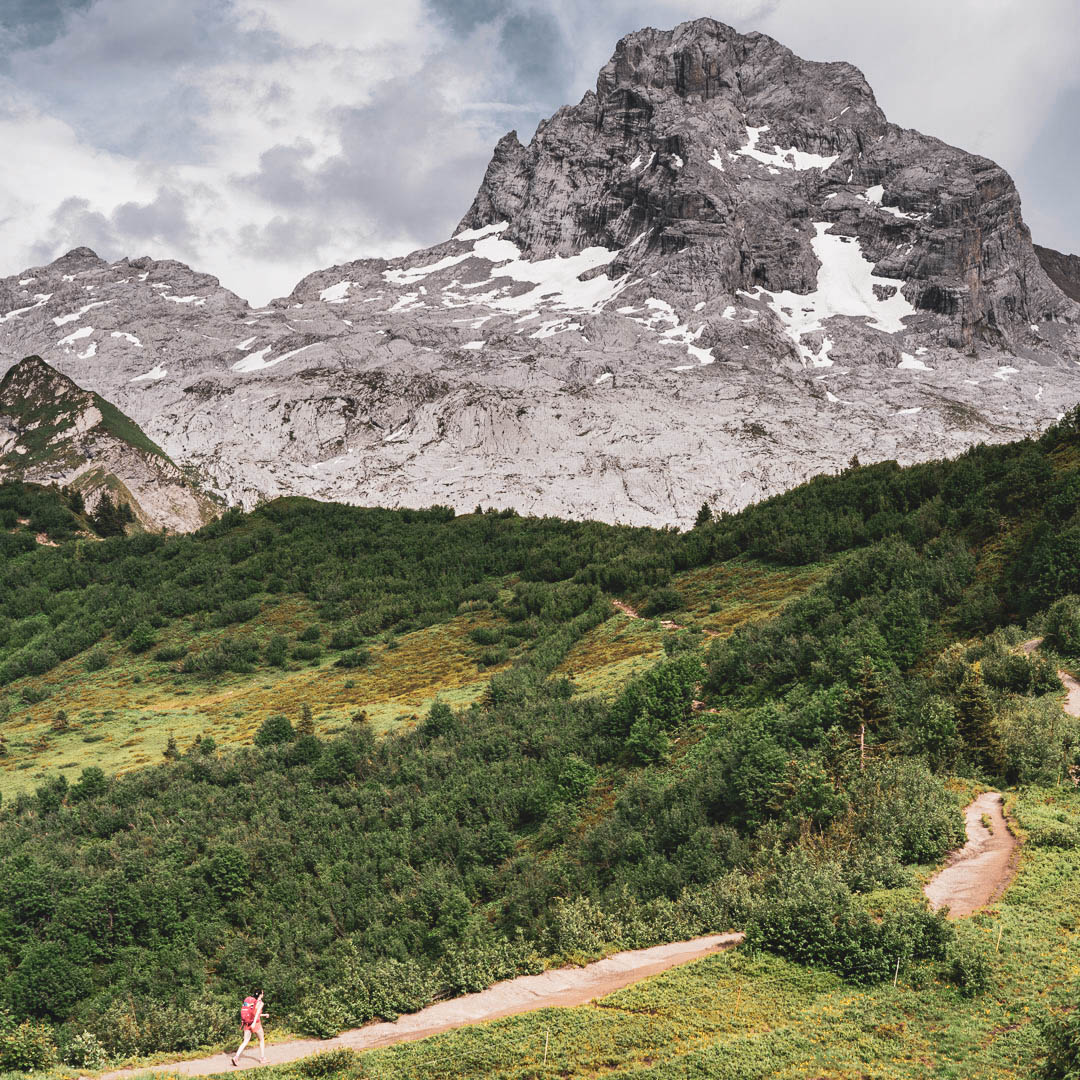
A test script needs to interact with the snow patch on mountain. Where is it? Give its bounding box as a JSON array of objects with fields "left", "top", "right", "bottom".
[
  {"left": 53, "top": 300, "right": 111, "bottom": 327},
  {"left": 748, "top": 223, "right": 915, "bottom": 366},
  {"left": 131, "top": 364, "right": 168, "bottom": 382},
  {"left": 736, "top": 125, "right": 839, "bottom": 172},
  {"left": 58, "top": 326, "right": 94, "bottom": 347}
]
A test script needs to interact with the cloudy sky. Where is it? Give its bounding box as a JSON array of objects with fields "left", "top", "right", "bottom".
[{"left": 1, "top": 0, "right": 1077, "bottom": 304}]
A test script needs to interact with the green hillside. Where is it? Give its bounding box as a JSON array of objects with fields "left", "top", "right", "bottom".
[{"left": 1, "top": 409, "right": 1080, "bottom": 1077}]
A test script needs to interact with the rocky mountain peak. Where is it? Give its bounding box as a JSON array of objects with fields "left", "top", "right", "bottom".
[
  {"left": 596, "top": 19, "right": 881, "bottom": 122},
  {"left": 1, "top": 19, "right": 1078, "bottom": 530},
  {"left": 0, "top": 354, "right": 218, "bottom": 533},
  {"left": 0, "top": 352, "right": 67, "bottom": 396}
]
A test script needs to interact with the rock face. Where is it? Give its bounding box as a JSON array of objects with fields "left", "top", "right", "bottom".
[
  {"left": 0, "top": 355, "right": 219, "bottom": 533},
  {"left": 0, "top": 19, "right": 1078, "bottom": 527},
  {"left": 1036, "top": 245, "right": 1080, "bottom": 304}
]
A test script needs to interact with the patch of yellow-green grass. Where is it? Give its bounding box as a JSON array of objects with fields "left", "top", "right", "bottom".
[
  {"left": 556, "top": 617, "right": 666, "bottom": 697},
  {"left": 238, "top": 785, "right": 1080, "bottom": 1080},
  {"left": 0, "top": 606, "right": 506, "bottom": 801},
  {"left": 673, "top": 555, "right": 833, "bottom": 636},
  {"left": 557, "top": 558, "right": 830, "bottom": 699}
]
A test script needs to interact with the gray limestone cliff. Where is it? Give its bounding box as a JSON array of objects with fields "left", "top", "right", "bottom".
[{"left": 0, "top": 19, "right": 1078, "bottom": 528}]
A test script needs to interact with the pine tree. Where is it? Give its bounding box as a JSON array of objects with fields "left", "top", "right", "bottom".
[
  {"left": 843, "top": 655, "right": 888, "bottom": 770},
  {"left": 957, "top": 671, "right": 1003, "bottom": 770},
  {"left": 694, "top": 502, "right": 712, "bottom": 528},
  {"left": 297, "top": 702, "right": 315, "bottom": 736},
  {"left": 164, "top": 734, "right": 179, "bottom": 760}
]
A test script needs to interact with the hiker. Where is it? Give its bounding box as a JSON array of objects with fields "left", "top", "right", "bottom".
[{"left": 232, "top": 990, "right": 267, "bottom": 1066}]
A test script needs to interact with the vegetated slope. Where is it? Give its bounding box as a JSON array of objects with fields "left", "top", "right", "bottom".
[
  {"left": 265, "top": 785, "right": 1080, "bottom": 1080},
  {"left": 2, "top": 412, "right": 1080, "bottom": 1073},
  {"left": 1, "top": 20, "right": 1079, "bottom": 525},
  {"left": 0, "top": 481, "right": 93, "bottom": 544},
  {"left": 0, "top": 355, "right": 218, "bottom": 532}
]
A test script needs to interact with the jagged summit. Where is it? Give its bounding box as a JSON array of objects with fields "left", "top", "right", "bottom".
[
  {"left": 0, "top": 19, "right": 1078, "bottom": 527},
  {"left": 0, "top": 354, "right": 218, "bottom": 532},
  {"left": 457, "top": 17, "right": 1068, "bottom": 358}
]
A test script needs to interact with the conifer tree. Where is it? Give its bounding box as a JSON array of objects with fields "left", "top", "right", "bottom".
[
  {"left": 843, "top": 655, "right": 888, "bottom": 770},
  {"left": 957, "top": 671, "right": 1003, "bottom": 770},
  {"left": 297, "top": 702, "right": 315, "bottom": 736}
]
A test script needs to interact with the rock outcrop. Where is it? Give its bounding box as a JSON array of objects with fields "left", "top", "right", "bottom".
[
  {"left": 0, "top": 19, "right": 1078, "bottom": 527},
  {"left": 0, "top": 355, "right": 219, "bottom": 533},
  {"left": 1035, "top": 245, "right": 1080, "bottom": 304}
]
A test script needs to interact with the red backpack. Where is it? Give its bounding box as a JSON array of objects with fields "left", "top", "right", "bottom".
[{"left": 240, "top": 997, "right": 258, "bottom": 1026}]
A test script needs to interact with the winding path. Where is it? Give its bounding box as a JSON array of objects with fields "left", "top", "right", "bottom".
[
  {"left": 99, "top": 933, "right": 744, "bottom": 1079},
  {"left": 924, "top": 791, "right": 1017, "bottom": 917}
]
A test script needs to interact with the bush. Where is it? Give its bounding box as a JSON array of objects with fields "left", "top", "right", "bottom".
[
  {"left": 63, "top": 1030, "right": 109, "bottom": 1070},
  {"left": 299, "top": 1048, "right": 361, "bottom": 1077},
  {"left": 292, "top": 643, "right": 322, "bottom": 661},
  {"left": 1046, "top": 596, "right": 1080, "bottom": 657},
  {"left": 334, "top": 648, "right": 372, "bottom": 669},
  {"left": 996, "top": 698, "right": 1080, "bottom": 786},
  {"left": 745, "top": 852, "right": 952, "bottom": 983},
  {"left": 265, "top": 634, "right": 288, "bottom": 667},
  {"left": 213, "top": 600, "right": 261, "bottom": 627},
  {"left": 1042, "top": 1003, "right": 1080, "bottom": 1079},
  {"left": 154, "top": 643, "right": 188, "bottom": 662},
  {"left": 84, "top": 646, "right": 109, "bottom": 672},
  {"left": 642, "top": 587, "right": 685, "bottom": 617},
  {"left": 127, "top": 623, "right": 157, "bottom": 653},
  {"left": 948, "top": 934, "right": 994, "bottom": 997},
  {"left": 71, "top": 766, "right": 108, "bottom": 802},
  {"left": 422, "top": 701, "right": 457, "bottom": 737},
  {"left": 328, "top": 625, "right": 363, "bottom": 651},
  {"left": 254, "top": 714, "right": 295, "bottom": 746},
  {"left": 0, "top": 1020, "right": 58, "bottom": 1072},
  {"left": 298, "top": 625, "right": 322, "bottom": 643}
]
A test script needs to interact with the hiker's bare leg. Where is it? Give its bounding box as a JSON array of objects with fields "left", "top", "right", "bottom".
[
  {"left": 257, "top": 1026, "right": 266, "bottom": 1063},
  {"left": 233, "top": 1030, "right": 252, "bottom": 1063}
]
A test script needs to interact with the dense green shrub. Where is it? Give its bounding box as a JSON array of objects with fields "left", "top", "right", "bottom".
[
  {"left": 63, "top": 1031, "right": 109, "bottom": 1070},
  {"left": 0, "top": 1019, "right": 58, "bottom": 1071},
  {"left": 334, "top": 648, "right": 372, "bottom": 669},
  {"left": 299, "top": 1048, "right": 361, "bottom": 1077},
  {"left": 948, "top": 933, "right": 994, "bottom": 997},
  {"left": 254, "top": 714, "right": 295, "bottom": 746},
  {"left": 642, "top": 587, "right": 685, "bottom": 617},
  {"left": 745, "top": 852, "right": 952, "bottom": 983},
  {"left": 1045, "top": 596, "right": 1080, "bottom": 657},
  {"left": 1041, "top": 1000, "right": 1080, "bottom": 1079},
  {"left": 84, "top": 646, "right": 109, "bottom": 672}
]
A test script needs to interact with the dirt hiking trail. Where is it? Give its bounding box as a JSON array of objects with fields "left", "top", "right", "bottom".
[
  {"left": 1020, "top": 637, "right": 1080, "bottom": 717},
  {"left": 924, "top": 791, "right": 1017, "bottom": 917},
  {"left": 611, "top": 598, "right": 684, "bottom": 632},
  {"left": 98, "top": 933, "right": 744, "bottom": 1079}
]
